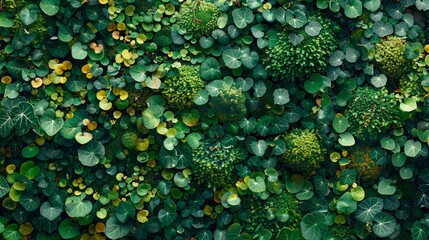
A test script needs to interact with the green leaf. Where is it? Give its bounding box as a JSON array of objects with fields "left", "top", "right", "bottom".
[
  {"left": 142, "top": 108, "right": 160, "bottom": 129},
  {"left": 0, "top": 12, "right": 14, "bottom": 28},
  {"left": 344, "top": 0, "right": 363, "bottom": 18},
  {"left": 19, "top": 193, "right": 40, "bottom": 211},
  {"left": 300, "top": 212, "right": 329, "bottom": 240},
  {"left": 116, "top": 201, "right": 136, "bottom": 223},
  {"left": 71, "top": 41, "right": 88, "bottom": 60},
  {"left": 412, "top": 221, "right": 429, "bottom": 240},
  {"left": 337, "top": 192, "right": 357, "bottom": 215},
  {"left": 200, "top": 57, "right": 221, "bottom": 81},
  {"left": 0, "top": 109, "right": 14, "bottom": 137},
  {"left": 130, "top": 65, "right": 147, "bottom": 82},
  {"left": 404, "top": 140, "right": 421, "bottom": 157},
  {"left": 40, "top": 0, "right": 60, "bottom": 16},
  {"left": 338, "top": 132, "right": 355, "bottom": 146},
  {"left": 273, "top": 88, "right": 290, "bottom": 105},
  {"left": 40, "top": 108, "right": 64, "bottom": 136},
  {"left": 222, "top": 49, "right": 242, "bottom": 69},
  {"left": 372, "top": 212, "right": 396, "bottom": 238},
  {"left": 185, "top": 132, "right": 202, "bottom": 149},
  {"left": 416, "top": 0, "right": 429, "bottom": 11},
  {"left": 21, "top": 145, "right": 39, "bottom": 158},
  {"left": 371, "top": 74, "right": 387, "bottom": 88},
  {"left": 77, "top": 140, "right": 105, "bottom": 167},
  {"left": 304, "top": 21, "right": 322, "bottom": 36},
  {"left": 380, "top": 137, "right": 395, "bottom": 151},
  {"left": 158, "top": 208, "right": 177, "bottom": 227},
  {"left": 60, "top": 118, "right": 82, "bottom": 139},
  {"left": 248, "top": 177, "right": 266, "bottom": 193},
  {"left": 286, "top": 174, "right": 305, "bottom": 193},
  {"left": 288, "top": 33, "right": 304, "bottom": 46},
  {"left": 277, "top": 228, "right": 305, "bottom": 240},
  {"left": 285, "top": 9, "right": 307, "bottom": 28},
  {"left": 11, "top": 102, "right": 38, "bottom": 136},
  {"left": 194, "top": 89, "right": 209, "bottom": 105},
  {"left": 59, "top": 219, "right": 80, "bottom": 239},
  {"left": 232, "top": 8, "right": 254, "bottom": 29},
  {"left": 105, "top": 215, "right": 131, "bottom": 240},
  {"left": 251, "top": 140, "right": 268, "bottom": 157},
  {"left": 304, "top": 74, "right": 325, "bottom": 94},
  {"left": 339, "top": 169, "right": 357, "bottom": 185},
  {"left": 377, "top": 179, "right": 396, "bottom": 195},
  {"left": 0, "top": 176, "right": 10, "bottom": 199},
  {"left": 333, "top": 116, "right": 349, "bottom": 133},
  {"left": 400, "top": 98, "right": 417, "bottom": 112},
  {"left": 373, "top": 21, "right": 393, "bottom": 37},
  {"left": 363, "top": 0, "right": 380, "bottom": 11},
  {"left": 40, "top": 201, "right": 62, "bottom": 221},
  {"left": 19, "top": 8, "right": 37, "bottom": 26},
  {"left": 199, "top": 37, "right": 214, "bottom": 49},
  {"left": 355, "top": 197, "right": 383, "bottom": 223},
  {"left": 65, "top": 194, "right": 93, "bottom": 218}
]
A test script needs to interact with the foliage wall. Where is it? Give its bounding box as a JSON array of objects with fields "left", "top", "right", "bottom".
[{"left": 2, "top": 0, "right": 429, "bottom": 239}]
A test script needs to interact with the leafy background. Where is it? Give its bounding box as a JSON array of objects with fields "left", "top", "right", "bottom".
[{"left": 1, "top": 0, "right": 429, "bottom": 239}]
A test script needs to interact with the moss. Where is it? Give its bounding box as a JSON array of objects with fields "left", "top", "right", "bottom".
[
  {"left": 348, "top": 146, "right": 383, "bottom": 182},
  {"left": 345, "top": 87, "right": 399, "bottom": 142},
  {"left": 162, "top": 65, "right": 205, "bottom": 110},
  {"left": 261, "top": 12, "right": 339, "bottom": 81},
  {"left": 12, "top": 9, "right": 48, "bottom": 45},
  {"left": 243, "top": 192, "right": 302, "bottom": 236},
  {"left": 191, "top": 142, "right": 242, "bottom": 188},
  {"left": 3, "top": 0, "right": 26, "bottom": 12},
  {"left": 373, "top": 36, "right": 412, "bottom": 80},
  {"left": 210, "top": 83, "right": 247, "bottom": 122},
  {"left": 328, "top": 224, "right": 355, "bottom": 240},
  {"left": 281, "top": 129, "right": 326, "bottom": 173},
  {"left": 177, "top": 1, "right": 220, "bottom": 38}
]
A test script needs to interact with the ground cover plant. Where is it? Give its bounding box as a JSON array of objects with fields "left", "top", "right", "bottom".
[{"left": 3, "top": 0, "right": 429, "bottom": 239}]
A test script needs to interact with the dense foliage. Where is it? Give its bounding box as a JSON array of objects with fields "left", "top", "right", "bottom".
[{"left": 2, "top": 0, "right": 429, "bottom": 239}]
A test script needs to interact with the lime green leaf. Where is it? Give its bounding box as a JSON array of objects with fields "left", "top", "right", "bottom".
[
  {"left": 0, "top": 12, "right": 14, "bottom": 28},
  {"left": 40, "top": 0, "right": 60, "bottom": 16},
  {"left": 338, "top": 132, "right": 355, "bottom": 146},
  {"left": 130, "top": 65, "right": 146, "bottom": 82},
  {"left": 400, "top": 98, "right": 417, "bottom": 112}
]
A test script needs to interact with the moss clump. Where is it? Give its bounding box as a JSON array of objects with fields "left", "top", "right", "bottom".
[
  {"left": 243, "top": 192, "right": 302, "bottom": 236},
  {"left": 281, "top": 129, "right": 326, "bottom": 173},
  {"left": 191, "top": 143, "right": 242, "bottom": 188},
  {"left": 162, "top": 65, "right": 205, "bottom": 110},
  {"left": 348, "top": 146, "right": 383, "bottom": 182},
  {"left": 345, "top": 87, "right": 399, "bottom": 142},
  {"left": 373, "top": 36, "right": 412, "bottom": 80},
  {"left": 261, "top": 12, "right": 338, "bottom": 81},
  {"left": 327, "top": 225, "right": 355, "bottom": 240},
  {"left": 177, "top": 1, "right": 220, "bottom": 38},
  {"left": 12, "top": 10, "right": 48, "bottom": 45},
  {"left": 400, "top": 72, "right": 427, "bottom": 100},
  {"left": 210, "top": 83, "right": 247, "bottom": 122}
]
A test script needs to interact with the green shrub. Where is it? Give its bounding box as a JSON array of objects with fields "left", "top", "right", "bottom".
[
  {"left": 243, "top": 192, "right": 302, "bottom": 236},
  {"left": 3, "top": 0, "right": 26, "bottom": 12},
  {"left": 345, "top": 87, "right": 399, "bottom": 142},
  {"left": 191, "top": 142, "right": 243, "bottom": 188},
  {"left": 261, "top": 12, "right": 338, "bottom": 81},
  {"left": 400, "top": 72, "right": 427, "bottom": 100},
  {"left": 162, "top": 65, "right": 205, "bottom": 109},
  {"left": 373, "top": 36, "right": 411, "bottom": 80},
  {"left": 281, "top": 129, "right": 326, "bottom": 173},
  {"left": 210, "top": 83, "right": 247, "bottom": 122},
  {"left": 177, "top": 1, "right": 220, "bottom": 38}
]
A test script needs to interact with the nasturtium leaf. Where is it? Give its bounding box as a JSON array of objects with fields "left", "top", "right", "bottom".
[
  {"left": 337, "top": 192, "right": 357, "bottom": 215},
  {"left": 400, "top": 166, "right": 413, "bottom": 179},
  {"left": 0, "top": 176, "right": 10, "bottom": 198},
  {"left": 71, "top": 41, "right": 88, "bottom": 60},
  {"left": 21, "top": 145, "right": 39, "bottom": 158},
  {"left": 377, "top": 179, "right": 396, "bottom": 195},
  {"left": 380, "top": 137, "right": 395, "bottom": 151},
  {"left": 222, "top": 49, "right": 242, "bottom": 69},
  {"left": 77, "top": 140, "right": 105, "bottom": 167},
  {"left": 130, "top": 65, "right": 146, "bottom": 82},
  {"left": 0, "top": 109, "right": 14, "bottom": 137},
  {"left": 300, "top": 212, "right": 329, "bottom": 240},
  {"left": 405, "top": 42, "right": 423, "bottom": 60},
  {"left": 288, "top": 33, "right": 304, "bottom": 46},
  {"left": 305, "top": 21, "right": 322, "bottom": 36},
  {"left": 40, "top": 202, "right": 62, "bottom": 221},
  {"left": 273, "top": 88, "right": 290, "bottom": 105},
  {"left": 173, "top": 172, "right": 190, "bottom": 188},
  {"left": 116, "top": 201, "right": 135, "bottom": 223},
  {"left": 105, "top": 215, "right": 131, "bottom": 239},
  {"left": 373, "top": 21, "right": 394, "bottom": 37},
  {"left": 339, "top": 169, "right": 357, "bottom": 185},
  {"left": 285, "top": 9, "right": 307, "bottom": 28},
  {"left": 286, "top": 174, "right": 305, "bottom": 193},
  {"left": 186, "top": 132, "right": 202, "bottom": 149},
  {"left": 277, "top": 228, "right": 305, "bottom": 240},
  {"left": 199, "top": 37, "right": 214, "bottom": 49},
  {"left": 355, "top": 197, "right": 383, "bottom": 223},
  {"left": 329, "top": 50, "right": 345, "bottom": 67},
  {"left": 60, "top": 118, "right": 82, "bottom": 139},
  {"left": 400, "top": 98, "right": 418, "bottom": 112},
  {"left": 58, "top": 219, "right": 80, "bottom": 239},
  {"left": 404, "top": 140, "right": 421, "bottom": 157},
  {"left": 194, "top": 89, "right": 209, "bottom": 105},
  {"left": 296, "top": 182, "right": 314, "bottom": 201},
  {"left": 344, "top": 0, "right": 363, "bottom": 18},
  {"left": 416, "top": 0, "right": 429, "bottom": 11},
  {"left": 142, "top": 108, "right": 160, "bottom": 129},
  {"left": 333, "top": 116, "right": 349, "bottom": 133},
  {"left": 304, "top": 74, "right": 324, "bottom": 94},
  {"left": 65, "top": 195, "right": 93, "bottom": 218},
  {"left": 241, "top": 51, "right": 259, "bottom": 69},
  {"left": 391, "top": 152, "right": 406, "bottom": 167},
  {"left": 372, "top": 212, "right": 396, "bottom": 238},
  {"left": 40, "top": 0, "right": 60, "bottom": 16},
  {"left": 338, "top": 132, "right": 355, "bottom": 146},
  {"left": 11, "top": 102, "right": 38, "bottom": 136},
  {"left": 248, "top": 177, "right": 266, "bottom": 193},
  {"left": 251, "top": 140, "right": 268, "bottom": 157},
  {"left": 200, "top": 57, "right": 221, "bottom": 81},
  {"left": 19, "top": 193, "right": 40, "bottom": 211},
  {"left": 254, "top": 80, "right": 266, "bottom": 97},
  {"left": 232, "top": 8, "right": 254, "bottom": 29},
  {"left": 363, "top": 0, "right": 380, "bottom": 11},
  {"left": 40, "top": 108, "right": 64, "bottom": 136},
  {"left": 412, "top": 221, "right": 429, "bottom": 240},
  {"left": 0, "top": 12, "right": 14, "bottom": 28},
  {"left": 371, "top": 74, "right": 387, "bottom": 88},
  {"left": 19, "top": 8, "right": 37, "bottom": 26}
]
